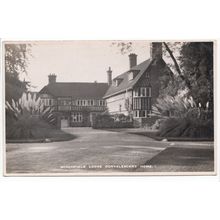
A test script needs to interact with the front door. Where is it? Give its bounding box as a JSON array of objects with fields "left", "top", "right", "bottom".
[{"left": 61, "top": 116, "right": 69, "bottom": 128}]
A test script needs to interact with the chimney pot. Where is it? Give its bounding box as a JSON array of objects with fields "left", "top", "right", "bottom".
[
  {"left": 150, "top": 42, "right": 162, "bottom": 60},
  {"left": 48, "top": 74, "right": 57, "bottom": 84},
  {"left": 128, "top": 53, "right": 137, "bottom": 69},
  {"left": 107, "top": 67, "right": 112, "bottom": 85}
]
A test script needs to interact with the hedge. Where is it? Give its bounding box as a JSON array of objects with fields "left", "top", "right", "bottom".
[{"left": 92, "top": 114, "right": 133, "bottom": 129}]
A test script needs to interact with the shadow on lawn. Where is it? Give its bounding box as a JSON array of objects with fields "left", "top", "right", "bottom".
[{"left": 145, "top": 147, "right": 214, "bottom": 167}]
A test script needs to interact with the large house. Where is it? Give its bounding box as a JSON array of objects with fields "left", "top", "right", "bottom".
[
  {"left": 39, "top": 42, "right": 172, "bottom": 128},
  {"left": 39, "top": 76, "right": 109, "bottom": 127},
  {"left": 103, "top": 42, "right": 172, "bottom": 127}
]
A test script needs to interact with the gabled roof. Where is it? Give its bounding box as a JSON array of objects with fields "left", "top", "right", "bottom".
[
  {"left": 39, "top": 82, "right": 109, "bottom": 99},
  {"left": 103, "top": 59, "right": 152, "bottom": 98}
]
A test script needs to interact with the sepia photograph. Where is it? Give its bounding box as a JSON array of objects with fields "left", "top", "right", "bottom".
[{"left": 3, "top": 40, "right": 215, "bottom": 175}]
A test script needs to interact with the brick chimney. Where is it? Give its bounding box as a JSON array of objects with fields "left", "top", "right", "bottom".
[
  {"left": 150, "top": 42, "right": 162, "bottom": 60},
  {"left": 107, "top": 67, "right": 112, "bottom": 85},
  {"left": 129, "top": 53, "right": 137, "bottom": 69},
  {"left": 48, "top": 74, "right": 57, "bottom": 84}
]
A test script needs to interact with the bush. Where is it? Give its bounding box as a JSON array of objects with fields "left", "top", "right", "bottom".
[
  {"left": 7, "top": 116, "right": 54, "bottom": 139},
  {"left": 6, "top": 92, "right": 57, "bottom": 140},
  {"left": 152, "top": 94, "right": 213, "bottom": 138},
  {"left": 92, "top": 113, "right": 133, "bottom": 129},
  {"left": 158, "top": 117, "right": 213, "bottom": 138}
]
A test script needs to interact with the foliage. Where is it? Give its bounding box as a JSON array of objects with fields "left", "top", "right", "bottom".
[
  {"left": 5, "top": 93, "right": 56, "bottom": 139},
  {"left": 5, "top": 44, "right": 32, "bottom": 102},
  {"left": 152, "top": 95, "right": 213, "bottom": 138},
  {"left": 152, "top": 95, "right": 199, "bottom": 119},
  {"left": 111, "top": 41, "right": 133, "bottom": 54},
  {"left": 179, "top": 42, "right": 213, "bottom": 109},
  {"left": 158, "top": 118, "right": 213, "bottom": 138},
  {"left": 92, "top": 113, "right": 133, "bottom": 129},
  {"left": 6, "top": 116, "right": 74, "bottom": 141}
]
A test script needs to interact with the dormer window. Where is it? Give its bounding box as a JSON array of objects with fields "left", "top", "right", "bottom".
[
  {"left": 128, "top": 71, "right": 134, "bottom": 81},
  {"left": 114, "top": 78, "right": 123, "bottom": 87},
  {"left": 128, "top": 70, "right": 139, "bottom": 81}
]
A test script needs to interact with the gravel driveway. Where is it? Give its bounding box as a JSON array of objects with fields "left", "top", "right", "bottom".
[{"left": 5, "top": 127, "right": 214, "bottom": 175}]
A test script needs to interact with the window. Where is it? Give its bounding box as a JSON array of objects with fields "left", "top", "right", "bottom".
[
  {"left": 128, "top": 72, "right": 134, "bottom": 81},
  {"left": 133, "top": 88, "right": 140, "bottom": 97},
  {"left": 146, "top": 87, "right": 152, "bottom": 97},
  {"left": 119, "top": 104, "right": 122, "bottom": 112},
  {"left": 99, "top": 100, "right": 105, "bottom": 106},
  {"left": 134, "top": 87, "right": 151, "bottom": 97},
  {"left": 114, "top": 78, "right": 123, "bottom": 87},
  {"left": 134, "top": 110, "right": 139, "bottom": 118},
  {"left": 58, "top": 98, "right": 71, "bottom": 106},
  {"left": 140, "top": 88, "right": 146, "bottom": 97},
  {"left": 133, "top": 110, "right": 151, "bottom": 118},
  {"left": 71, "top": 112, "right": 83, "bottom": 122}
]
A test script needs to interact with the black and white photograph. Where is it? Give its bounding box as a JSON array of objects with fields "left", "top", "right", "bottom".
[{"left": 3, "top": 40, "right": 215, "bottom": 175}]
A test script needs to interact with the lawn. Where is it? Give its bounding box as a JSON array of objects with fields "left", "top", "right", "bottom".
[{"left": 144, "top": 147, "right": 214, "bottom": 172}]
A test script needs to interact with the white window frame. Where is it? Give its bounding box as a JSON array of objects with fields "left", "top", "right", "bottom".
[
  {"left": 140, "top": 88, "right": 146, "bottom": 97},
  {"left": 146, "top": 87, "right": 152, "bottom": 97},
  {"left": 71, "top": 112, "right": 83, "bottom": 122},
  {"left": 133, "top": 110, "right": 151, "bottom": 118}
]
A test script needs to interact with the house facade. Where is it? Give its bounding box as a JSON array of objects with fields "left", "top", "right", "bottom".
[
  {"left": 39, "top": 76, "right": 109, "bottom": 127},
  {"left": 103, "top": 42, "right": 172, "bottom": 127},
  {"left": 39, "top": 42, "right": 172, "bottom": 128}
]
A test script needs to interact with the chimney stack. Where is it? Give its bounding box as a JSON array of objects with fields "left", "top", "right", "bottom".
[
  {"left": 129, "top": 53, "right": 137, "bottom": 69},
  {"left": 150, "top": 42, "right": 162, "bottom": 60},
  {"left": 48, "top": 74, "right": 57, "bottom": 84},
  {"left": 107, "top": 67, "right": 112, "bottom": 85}
]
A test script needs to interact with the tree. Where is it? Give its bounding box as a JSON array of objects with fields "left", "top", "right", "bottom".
[
  {"left": 5, "top": 44, "right": 31, "bottom": 102},
  {"left": 111, "top": 41, "right": 214, "bottom": 111},
  {"left": 178, "top": 42, "right": 213, "bottom": 110}
]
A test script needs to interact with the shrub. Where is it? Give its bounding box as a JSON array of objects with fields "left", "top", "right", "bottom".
[
  {"left": 152, "top": 95, "right": 213, "bottom": 138},
  {"left": 92, "top": 113, "right": 133, "bottom": 129},
  {"left": 5, "top": 92, "right": 56, "bottom": 139},
  {"left": 158, "top": 118, "right": 213, "bottom": 138}
]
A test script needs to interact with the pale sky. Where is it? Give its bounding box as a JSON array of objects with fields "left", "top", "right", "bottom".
[{"left": 23, "top": 41, "right": 151, "bottom": 91}]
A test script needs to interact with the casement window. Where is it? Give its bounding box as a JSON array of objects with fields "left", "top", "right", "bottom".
[
  {"left": 81, "top": 100, "right": 86, "bottom": 106},
  {"left": 71, "top": 112, "right": 83, "bottom": 122},
  {"left": 43, "top": 99, "right": 52, "bottom": 106},
  {"left": 133, "top": 97, "right": 152, "bottom": 110},
  {"left": 133, "top": 88, "right": 140, "bottom": 97},
  {"left": 76, "top": 100, "right": 83, "bottom": 106},
  {"left": 99, "top": 100, "right": 105, "bottom": 106},
  {"left": 133, "top": 110, "right": 151, "bottom": 118},
  {"left": 128, "top": 72, "right": 134, "bottom": 81},
  {"left": 140, "top": 88, "right": 146, "bottom": 97},
  {"left": 146, "top": 87, "right": 151, "bottom": 97},
  {"left": 134, "top": 87, "right": 151, "bottom": 97},
  {"left": 58, "top": 98, "right": 71, "bottom": 106},
  {"left": 119, "top": 104, "right": 122, "bottom": 112}
]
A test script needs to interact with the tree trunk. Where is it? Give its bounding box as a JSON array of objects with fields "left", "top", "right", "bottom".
[{"left": 163, "top": 42, "right": 191, "bottom": 89}]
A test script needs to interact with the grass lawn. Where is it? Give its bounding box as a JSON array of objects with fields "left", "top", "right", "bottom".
[
  {"left": 144, "top": 147, "right": 214, "bottom": 172},
  {"left": 127, "top": 130, "right": 214, "bottom": 141}
]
